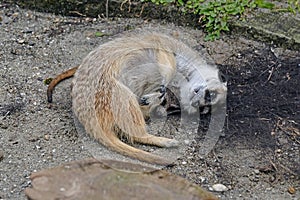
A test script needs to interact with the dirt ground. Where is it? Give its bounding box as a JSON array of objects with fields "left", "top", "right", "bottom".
[{"left": 0, "top": 3, "right": 299, "bottom": 200}]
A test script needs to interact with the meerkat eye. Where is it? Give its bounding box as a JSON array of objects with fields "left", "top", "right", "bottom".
[
  {"left": 204, "top": 90, "right": 217, "bottom": 103},
  {"left": 210, "top": 92, "right": 217, "bottom": 101}
]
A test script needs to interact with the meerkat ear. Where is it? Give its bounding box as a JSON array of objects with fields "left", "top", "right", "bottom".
[{"left": 218, "top": 71, "right": 227, "bottom": 83}]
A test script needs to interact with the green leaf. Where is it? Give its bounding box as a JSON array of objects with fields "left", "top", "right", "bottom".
[
  {"left": 44, "top": 78, "right": 53, "bottom": 85},
  {"left": 255, "top": 0, "right": 275, "bottom": 9},
  {"left": 95, "top": 32, "right": 107, "bottom": 37}
]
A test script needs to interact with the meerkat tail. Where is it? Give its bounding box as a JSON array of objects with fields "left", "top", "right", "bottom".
[
  {"left": 99, "top": 129, "right": 174, "bottom": 166},
  {"left": 47, "top": 66, "right": 79, "bottom": 103}
]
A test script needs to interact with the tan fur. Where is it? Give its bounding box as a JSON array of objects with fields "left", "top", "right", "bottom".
[
  {"left": 47, "top": 32, "right": 227, "bottom": 165},
  {"left": 47, "top": 65, "right": 157, "bottom": 119}
]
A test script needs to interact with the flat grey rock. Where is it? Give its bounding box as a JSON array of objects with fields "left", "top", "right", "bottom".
[{"left": 25, "top": 158, "right": 218, "bottom": 200}]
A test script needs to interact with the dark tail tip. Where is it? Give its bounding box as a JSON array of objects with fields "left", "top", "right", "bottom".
[{"left": 47, "top": 90, "right": 53, "bottom": 103}]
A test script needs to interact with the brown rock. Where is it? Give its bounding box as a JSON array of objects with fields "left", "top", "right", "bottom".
[
  {"left": 288, "top": 186, "right": 296, "bottom": 195},
  {"left": 25, "top": 158, "right": 218, "bottom": 200}
]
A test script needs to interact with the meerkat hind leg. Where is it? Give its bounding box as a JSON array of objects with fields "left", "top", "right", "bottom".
[
  {"left": 123, "top": 104, "right": 179, "bottom": 148},
  {"left": 132, "top": 134, "right": 179, "bottom": 148},
  {"left": 95, "top": 91, "right": 174, "bottom": 165},
  {"left": 98, "top": 127, "right": 175, "bottom": 165},
  {"left": 137, "top": 93, "right": 179, "bottom": 147},
  {"left": 113, "top": 90, "right": 178, "bottom": 148}
]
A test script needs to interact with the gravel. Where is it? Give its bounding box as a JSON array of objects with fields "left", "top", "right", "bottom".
[{"left": 1, "top": 3, "right": 299, "bottom": 200}]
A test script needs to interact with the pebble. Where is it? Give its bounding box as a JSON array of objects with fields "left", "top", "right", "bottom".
[
  {"left": 288, "top": 186, "right": 296, "bottom": 195},
  {"left": 17, "top": 39, "right": 25, "bottom": 44},
  {"left": 275, "top": 149, "right": 282, "bottom": 153},
  {"left": 199, "top": 176, "right": 207, "bottom": 184},
  {"left": 211, "top": 183, "right": 228, "bottom": 192},
  {"left": 254, "top": 169, "right": 260, "bottom": 175},
  {"left": 44, "top": 134, "right": 50, "bottom": 140},
  {"left": 184, "top": 139, "right": 190, "bottom": 144}
]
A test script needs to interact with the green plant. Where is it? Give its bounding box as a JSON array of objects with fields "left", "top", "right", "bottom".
[
  {"left": 191, "top": 0, "right": 256, "bottom": 41},
  {"left": 139, "top": 0, "right": 299, "bottom": 41},
  {"left": 287, "top": 0, "right": 300, "bottom": 13},
  {"left": 143, "top": 0, "right": 257, "bottom": 41}
]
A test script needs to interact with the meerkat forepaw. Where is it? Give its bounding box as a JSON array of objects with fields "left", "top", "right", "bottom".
[
  {"left": 159, "top": 85, "right": 166, "bottom": 99},
  {"left": 161, "top": 138, "right": 179, "bottom": 148},
  {"left": 139, "top": 92, "right": 163, "bottom": 106},
  {"left": 139, "top": 96, "right": 150, "bottom": 106}
]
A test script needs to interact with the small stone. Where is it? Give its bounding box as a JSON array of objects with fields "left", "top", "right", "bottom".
[
  {"left": 254, "top": 169, "right": 260, "bottom": 175},
  {"left": 212, "top": 183, "right": 228, "bottom": 192},
  {"left": 17, "top": 39, "right": 25, "bottom": 44},
  {"left": 44, "top": 134, "right": 50, "bottom": 141},
  {"left": 182, "top": 161, "right": 187, "bottom": 165},
  {"left": 275, "top": 149, "right": 282, "bottom": 153},
  {"left": 288, "top": 186, "right": 296, "bottom": 195},
  {"left": 271, "top": 131, "right": 275, "bottom": 136},
  {"left": 12, "top": 12, "right": 19, "bottom": 18},
  {"left": 184, "top": 140, "right": 190, "bottom": 145},
  {"left": 199, "top": 176, "right": 207, "bottom": 184}
]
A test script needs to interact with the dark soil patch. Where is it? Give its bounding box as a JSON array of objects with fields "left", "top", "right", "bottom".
[
  {"left": 215, "top": 47, "right": 299, "bottom": 190},
  {"left": 223, "top": 47, "right": 299, "bottom": 142}
]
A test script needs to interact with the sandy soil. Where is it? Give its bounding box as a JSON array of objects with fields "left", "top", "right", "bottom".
[{"left": 0, "top": 3, "right": 299, "bottom": 200}]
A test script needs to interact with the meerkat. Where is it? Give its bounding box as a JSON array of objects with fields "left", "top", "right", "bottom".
[{"left": 47, "top": 32, "right": 227, "bottom": 165}]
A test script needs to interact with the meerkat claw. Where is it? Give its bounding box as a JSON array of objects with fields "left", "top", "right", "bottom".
[{"left": 159, "top": 85, "right": 166, "bottom": 99}]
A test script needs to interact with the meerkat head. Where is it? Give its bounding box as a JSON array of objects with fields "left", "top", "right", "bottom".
[
  {"left": 203, "top": 75, "right": 227, "bottom": 106},
  {"left": 179, "top": 74, "right": 206, "bottom": 114},
  {"left": 180, "top": 68, "right": 227, "bottom": 114}
]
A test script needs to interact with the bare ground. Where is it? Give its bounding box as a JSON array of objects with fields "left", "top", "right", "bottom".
[{"left": 0, "top": 3, "right": 299, "bottom": 200}]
